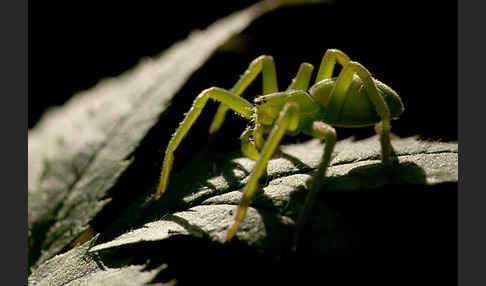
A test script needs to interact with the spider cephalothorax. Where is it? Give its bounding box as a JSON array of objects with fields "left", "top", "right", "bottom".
[{"left": 154, "top": 49, "right": 404, "bottom": 247}]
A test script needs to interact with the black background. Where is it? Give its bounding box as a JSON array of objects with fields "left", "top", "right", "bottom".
[
  {"left": 29, "top": 0, "right": 457, "bottom": 142},
  {"left": 28, "top": 1, "right": 458, "bottom": 284},
  {"left": 28, "top": 1, "right": 258, "bottom": 128}
]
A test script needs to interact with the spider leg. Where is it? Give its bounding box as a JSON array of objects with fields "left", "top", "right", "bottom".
[
  {"left": 240, "top": 125, "right": 260, "bottom": 160},
  {"left": 210, "top": 55, "right": 278, "bottom": 133},
  {"left": 293, "top": 121, "right": 336, "bottom": 250},
  {"left": 375, "top": 121, "right": 398, "bottom": 171},
  {"left": 226, "top": 102, "right": 300, "bottom": 241},
  {"left": 155, "top": 88, "right": 253, "bottom": 200},
  {"left": 326, "top": 61, "right": 395, "bottom": 168},
  {"left": 241, "top": 109, "right": 275, "bottom": 159},
  {"left": 244, "top": 73, "right": 314, "bottom": 160},
  {"left": 253, "top": 123, "right": 265, "bottom": 150},
  {"left": 286, "top": 62, "right": 314, "bottom": 91},
  {"left": 315, "top": 49, "right": 351, "bottom": 83}
]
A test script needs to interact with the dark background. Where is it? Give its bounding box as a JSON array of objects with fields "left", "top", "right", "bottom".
[
  {"left": 29, "top": 1, "right": 457, "bottom": 284},
  {"left": 29, "top": 0, "right": 457, "bottom": 142}
]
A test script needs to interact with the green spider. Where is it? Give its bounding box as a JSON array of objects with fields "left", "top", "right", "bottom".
[{"left": 154, "top": 49, "right": 404, "bottom": 244}]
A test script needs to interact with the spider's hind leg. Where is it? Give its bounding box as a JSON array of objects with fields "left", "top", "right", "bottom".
[
  {"left": 315, "top": 49, "right": 351, "bottom": 83},
  {"left": 375, "top": 121, "right": 398, "bottom": 169},
  {"left": 375, "top": 121, "right": 401, "bottom": 184},
  {"left": 328, "top": 60, "right": 399, "bottom": 177}
]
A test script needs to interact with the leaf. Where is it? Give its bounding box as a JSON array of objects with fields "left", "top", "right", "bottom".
[
  {"left": 91, "top": 136, "right": 457, "bottom": 256},
  {"left": 27, "top": 235, "right": 169, "bottom": 286},
  {"left": 28, "top": 1, "right": 276, "bottom": 270},
  {"left": 27, "top": 1, "right": 456, "bottom": 283}
]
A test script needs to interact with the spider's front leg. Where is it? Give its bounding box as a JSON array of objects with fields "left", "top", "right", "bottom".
[
  {"left": 240, "top": 125, "right": 261, "bottom": 160},
  {"left": 210, "top": 55, "right": 278, "bottom": 134},
  {"left": 239, "top": 62, "right": 315, "bottom": 161},
  {"left": 226, "top": 102, "right": 300, "bottom": 241},
  {"left": 155, "top": 88, "right": 253, "bottom": 200}
]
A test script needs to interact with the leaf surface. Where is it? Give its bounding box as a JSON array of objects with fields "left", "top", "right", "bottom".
[
  {"left": 27, "top": 1, "right": 456, "bottom": 283},
  {"left": 91, "top": 136, "right": 457, "bottom": 254},
  {"left": 28, "top": 236, "right": 166, "bottom": 286},
  {"left": 28, "top": 1, "right": 273, "bottom": 269}
]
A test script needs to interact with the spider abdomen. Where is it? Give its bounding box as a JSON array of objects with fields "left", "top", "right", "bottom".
[{"left": 310, "top": 76, "right": 403, "bottom": 128}]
